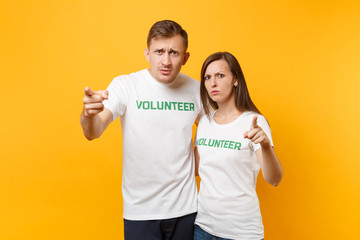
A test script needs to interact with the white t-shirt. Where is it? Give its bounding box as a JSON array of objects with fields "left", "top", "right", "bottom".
[
  {"left": 195, "top": 111, "right": 273, "bottom": 240},
  {"left": 103, "top": 69, "right": 201, "bottom": 220}
]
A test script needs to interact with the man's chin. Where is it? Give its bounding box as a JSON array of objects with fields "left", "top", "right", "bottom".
[{"left": 159, "top": 75, "right": 176, "bottom": 84}]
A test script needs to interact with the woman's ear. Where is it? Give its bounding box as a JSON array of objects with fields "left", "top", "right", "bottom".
[{"left": 234, "top": 79, "right": 238, "bottom": 87}]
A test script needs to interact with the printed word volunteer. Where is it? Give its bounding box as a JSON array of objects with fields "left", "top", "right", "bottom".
[
  {"left": 196, "top": 138, "right": 242, "bottom": 150},
  {"left": 136, "top": 100, "right": 195, "bottom": 111}
]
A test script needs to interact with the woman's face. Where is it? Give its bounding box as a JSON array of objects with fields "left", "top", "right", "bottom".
[{"left": 204, "top": 59, "right": 238, "bottom": 105}]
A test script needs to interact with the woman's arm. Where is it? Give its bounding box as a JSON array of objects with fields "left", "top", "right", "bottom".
[
  {"left": 255, "top": 146, "right": 282, "bottom": 186},
  {"left": 244, "top": 116, "right": 283, "bottom": 186}
]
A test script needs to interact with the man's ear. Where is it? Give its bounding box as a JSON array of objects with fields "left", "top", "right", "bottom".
[
  {"left": 144, "top": 48, "right": 150, "bottom": 62},
  {"left": 182, "top": 52, "right": 190, "bottom": 65}
]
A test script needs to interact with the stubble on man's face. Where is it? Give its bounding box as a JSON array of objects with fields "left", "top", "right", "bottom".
[{"left": 146, "top": 35, "right": 188, "bottom": 84}]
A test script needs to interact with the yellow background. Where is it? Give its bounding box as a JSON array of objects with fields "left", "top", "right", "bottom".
[{"left": 1, "top": 0, "right": 359, "bottom": 239}]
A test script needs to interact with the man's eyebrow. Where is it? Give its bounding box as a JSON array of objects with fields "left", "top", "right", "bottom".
[{"left": 169, "top": 48, "right": 180, "bottom": 53}]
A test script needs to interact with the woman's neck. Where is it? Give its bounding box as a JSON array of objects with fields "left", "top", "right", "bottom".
[{"left": 214, "top": 101, "right": 243, "bottom": 124}]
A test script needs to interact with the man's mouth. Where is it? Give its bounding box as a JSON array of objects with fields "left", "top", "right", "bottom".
[{"left": 160, "top": 69, "right": 171, "bottom": 75}]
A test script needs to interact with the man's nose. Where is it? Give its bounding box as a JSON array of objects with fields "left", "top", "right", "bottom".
[{"left": 161, "top": 53, "right": 171, "bottom": 66}]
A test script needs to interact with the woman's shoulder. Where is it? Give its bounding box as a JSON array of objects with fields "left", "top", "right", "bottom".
[
  {"left": 198, "top": 110, "right": 215, "bottom": 126},
  {"left": 198, "top": 113, "right": 212, "bottom": 124},
  {"left": 241, "top": 111, "right": 268, "bottom": 126},
  {"left": 243, "top": 111, "right": 265, "bottom": 119}
]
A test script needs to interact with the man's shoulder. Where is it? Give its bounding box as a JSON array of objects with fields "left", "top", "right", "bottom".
[
  {"left": 177, "top": 72, "right": 200, "bottom": 86},
  {"left": 178, "top": 72, "right": 198, "bottom": 81},
  {"left": 115, "top": 69, "right": 146, "bottom": 78},
  {"left": 112, "top": 69, "right": 147, "bottom": 83}
]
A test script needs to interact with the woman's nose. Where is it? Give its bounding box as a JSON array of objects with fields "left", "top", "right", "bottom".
[{"left": 210, "top": 77, "right": 217, "bottom": 87}]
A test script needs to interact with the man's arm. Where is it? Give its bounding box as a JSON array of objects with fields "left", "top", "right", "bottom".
[
  {"left": 80, "top": 87, "right": 113, "bottom": 140},
  {"left": 194, "top": 147, "right": 200, "bottom": 177}
]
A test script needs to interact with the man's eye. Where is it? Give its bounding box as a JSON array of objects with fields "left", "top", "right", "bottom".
[
  {"left": 170, "top": 51, "right": 179, "bottom": 56},
  {"left": 155, "top": 50, "right": 163, "bottom": 54}
]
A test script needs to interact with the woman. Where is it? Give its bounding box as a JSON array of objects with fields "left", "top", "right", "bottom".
[{"left": 194, "top": 52, "right": 283, "bottom": 240}]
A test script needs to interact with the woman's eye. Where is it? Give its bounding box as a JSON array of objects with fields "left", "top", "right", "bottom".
[
  {"left": 218, "top": 74, "right": 224, "bottom": 78},
  {"left": 204, "top": 75, "right": 210, "bottom": 80}
]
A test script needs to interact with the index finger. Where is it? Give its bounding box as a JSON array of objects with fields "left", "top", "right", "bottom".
[
  {"left": 251, "top": 115, "right": 258, "bottom": 129},
  {"left": 84, "top": 86, "right": 95, "bottom": 96}
]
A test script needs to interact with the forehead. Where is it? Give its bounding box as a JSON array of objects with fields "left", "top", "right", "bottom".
[
  {"left": 149, "top": 35, "right": 186, "bottom": 51},
  {"left": 205, "top": 59, "right": 230, "bottom": 73}
]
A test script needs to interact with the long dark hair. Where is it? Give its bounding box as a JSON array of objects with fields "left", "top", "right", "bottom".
[{"left": 200, "top": 52, "right": 261, "bottom": 117}]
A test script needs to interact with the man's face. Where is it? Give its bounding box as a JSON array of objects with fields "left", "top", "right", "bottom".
[{"left": 145, "top": 35, "right": 189, "bottom": 84}]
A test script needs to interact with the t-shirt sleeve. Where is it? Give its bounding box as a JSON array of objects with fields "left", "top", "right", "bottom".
[
  {"left": 194, "top": 119, "right": 200, "bottom": 147},
  {"left": 103, "top": 76, "right": 128, "bottom": 121},
  {"left": 251, "top": 114, "right": 274, "bottom": 151},
  {"left": 194, "top": 115, "right": 206, "bottom": 147},
  {"left": 194, "top": 131, "right": 198, "bottom": 147}
]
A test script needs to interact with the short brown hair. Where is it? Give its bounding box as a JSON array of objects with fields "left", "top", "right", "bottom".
[
  {"left": 200, "top": 52, "right": 261, "bottom": 117},
  {"left": 147, "top": 20, "right": 188, "bottom": 50}
]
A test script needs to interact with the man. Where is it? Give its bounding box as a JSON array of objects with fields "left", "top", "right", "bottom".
[{"left": 80, "top": 20, "right": 201, "bottom": 240}]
